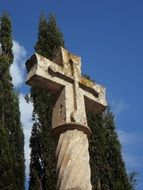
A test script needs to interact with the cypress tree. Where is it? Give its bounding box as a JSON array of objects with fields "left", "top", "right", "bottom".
[
  {"left": 88, "top": 108, "right": 132, "bottom": 190},
  {"left": 0, "top": 123, "right": 14, "bottom": 190},
  {"left": 0, "top": 13, "right": 25, "bottom": 190},
  {"left": 29, "top": 123, "right": 42, "bottom": 190},
  {"left": 29, "top": 14, "right": 64, "bottom": 190},
  {"left": 28, "top": 13, "right": 132, "bottom": 190}
]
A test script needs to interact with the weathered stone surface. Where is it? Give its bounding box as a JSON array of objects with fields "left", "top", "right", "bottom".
[
  {"left": 26, "top": 47, "right": 107, "bottom": 128},
  {"left": 56, "top": 129, "right": 92, "bottom": 190},
  {"left": 25, "top": 47, "right": 107, "bottom": 190}
]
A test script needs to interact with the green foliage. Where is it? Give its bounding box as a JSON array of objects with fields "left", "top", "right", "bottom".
[
  {"left": 35, "top": 14, "right": 64, "bottom": 59},
  {"left": 29, "top": 13, "right": 64, "bottom": 190},
  {"left": 128, "top": 172, "right": 138, "bottom": 190},
  {"left": 29, "top": 124, "right": 42, "bottom": 190},
  {"left": 0, "top": 13, "right": 25, "bottom": 190},
  {"left": 0, "top": 126, "right": 14, "bottom": 190},
  {"left": 0, "top": 12, "right": 13, "bottom": 62},
  {"left": 88, "top": 108, "right": 132, "bottom": 190}
]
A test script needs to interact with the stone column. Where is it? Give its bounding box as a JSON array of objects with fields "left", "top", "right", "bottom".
[{"left": 53, "top": 123, "right": 92, "bottom": 190}]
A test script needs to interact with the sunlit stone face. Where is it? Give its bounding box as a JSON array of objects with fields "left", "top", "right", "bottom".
[{"left": 26, "top": 47, "right": 107, "bottom": 129}]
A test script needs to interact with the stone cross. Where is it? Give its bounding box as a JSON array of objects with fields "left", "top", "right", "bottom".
[{"left": 25, "top": 47, "right": 107, "bottom": 190}]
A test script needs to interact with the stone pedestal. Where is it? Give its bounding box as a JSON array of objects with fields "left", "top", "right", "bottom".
[{"left": 53, "top": 123, "right": 92, "bottom": 190}]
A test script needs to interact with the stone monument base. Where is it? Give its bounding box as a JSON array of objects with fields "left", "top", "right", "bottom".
[{"left": 53, "top": 123, "right": 92, "bottom": 190}]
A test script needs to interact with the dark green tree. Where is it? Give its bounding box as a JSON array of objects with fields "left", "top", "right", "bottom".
[
  {"left": 29, "top": 13, "right": 132, "bottom": 190},
  {"left": 0, "top": 124, "right": 14, "bottom": 190},
  {"left": 34, "top": 14, "right": 64, "bottom": 60},
  {"left": 128, "top": 172, "right": 138, "bottom": 190},
  {"left": 29, "top": 123, "right": 42, "bottom": 190},
  {"left": 88, "top": 108, "right": 132, "bottom": 190},
  {"left": 29, "top": 14, "right": 64, "bottom": 190},
  {"left": 0, "top": 13, "right": 25, "bottom": 190}
]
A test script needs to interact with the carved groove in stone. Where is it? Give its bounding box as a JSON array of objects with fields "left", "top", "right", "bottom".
[{"left": 56, "top": 129, "right": 92, "bottom": 190}]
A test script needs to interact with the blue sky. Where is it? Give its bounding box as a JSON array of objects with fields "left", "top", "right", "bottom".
[{"left": 0, "top": 1, "right": 143, "bottom": 189}]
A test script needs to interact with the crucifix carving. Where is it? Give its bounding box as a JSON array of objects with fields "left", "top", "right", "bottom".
[{"left": 26, "top": 47, "right": 107, "bottom": 190}]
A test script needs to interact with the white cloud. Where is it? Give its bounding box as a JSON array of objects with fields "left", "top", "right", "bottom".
[
  {"left": 111, "top": 99, "right": 129, "bottom": 115},
  {"left": 19, "top": 93, "right": 33, "bottom": 128},
  {"left": 118, "top": 130, "right": 143, "bottom": 170},
  {"left": 118, "top": 130, "right": 141, "bottom": 146},
  {"left": 123, "top": 152, "right": 143, "bottom": 169},
  {"left": 10, "top": 40, "right": 27, "bottom": 88},
  {"left": 9, "top": 39, "right": 32, "bottom": 185},
  {"left": 10, "top": 40, "right": 32, "bottom": 185},
  {"left": 19, "top": 93, "right": 33, "bottom": 179}
]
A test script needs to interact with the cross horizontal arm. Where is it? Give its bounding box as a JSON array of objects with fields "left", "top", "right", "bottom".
[
  {"left": 79, "top": 76, "right": 107, "bottom": 114},
  {"left": 26, "top": 51, "right": 107, "bottom": 115},
  {"left": 26, "top": 53, "right": 68, "bottom": 92}
]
